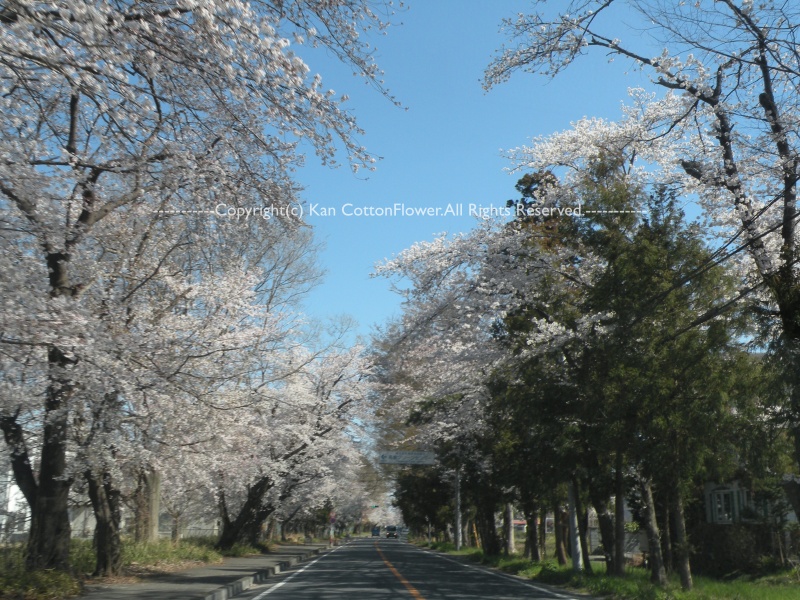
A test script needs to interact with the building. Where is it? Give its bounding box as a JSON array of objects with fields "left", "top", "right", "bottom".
[{"left": 0, "top": 459, "right": 28, "bottom": 541}]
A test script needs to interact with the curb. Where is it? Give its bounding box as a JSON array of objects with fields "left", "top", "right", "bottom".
[{"left": 201, "top": 545, "right": 327, "bottom": 600}]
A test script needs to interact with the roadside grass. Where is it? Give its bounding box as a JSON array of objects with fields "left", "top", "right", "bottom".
[
  {"left": 178, "top": 536, "right": 264, "bottom": 559},
  {"left": 417, "top": 540, "right": 800, "bottom": 600},
  {"left": 0, "top": 568, "right": 82, "bottom": 600},
  {"left": 1, "top": 542, "right": 84, "bottom": 600},
  {"left": 0, "top": 536, "right": 263, "bottom": 600},
  {"left": 280, "top": 534, "right": 331, "bottom": 545},
  {"left": 556, "top": 569, "right": 800, "bottom": 600}
]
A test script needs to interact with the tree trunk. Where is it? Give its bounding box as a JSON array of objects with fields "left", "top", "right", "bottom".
[
  {"left": 638, "top": 476, "right": 668, "bottom": 587},
  {"left": 265, "top": 519, "right": 276, "bottom": 542},
  {"left": 217, "top": 476, "right": 274, "bottom": 550},
  {"left": 567, "top": 483, "right": 583, "bottom": 572},
  {"left": 523, "top": 505, "right": 540, "bottom": 561},
  {"left": 455, "top": 467, "right": 462, "bottom": 550},
  {"left": 466, "top": 518, "right": 476, "bottom": 547},
  {"left": 132, "top": 469, "right": 160, "bottom": 543},
  {"left": 538, "top": 508, "right": 547, "bottom": 559},
  {"left": 476, "top": 502, "right": 501, "bottom": 556},
  {"left": 27, "top": 346, "right": 74, "bottom": 571},
  {"left": 614, "top": 453, "right": 626, "bottom": 576},
  {"left": 573, "top": 480, "right": 593, "bottom": 574},
  {"left": 280, "top": 505, "right": 302, "bottom": 543},
  {"left": 133, "top": 474, "right": 148, "bottom": 542},
  {"left": 0, "top": 413, "right": 38, "bottom": 509},
  {"left": 672, "top": 489, "right": 693, "bottom": 591},
  {"left": 149, "top": 471, "right": 161, "bottom": 540},
  {"left": 593, "top": 497, "right": 616, "bottom": 575},
  {"left": 86, "top": 468, "right": 123, "bottom": 577},
  {"left": 504, "top": 503, "right": 515, "bottom": 556},
  {"left": 661, "top": 496, "right": 673, "bottom": 574},
  {"left": 171, "top": 514, "right": 180, "bottom": 542},
  {"left": 779, "top": 328, "right": 800, "bottom": 523},
  {"left": 553, "top": 503, "right": 568, "bottom": 565}
]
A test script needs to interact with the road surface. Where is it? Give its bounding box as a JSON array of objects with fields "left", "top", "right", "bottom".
[{"left": 233, "top": 537, "right": 592, "bottom": 600}]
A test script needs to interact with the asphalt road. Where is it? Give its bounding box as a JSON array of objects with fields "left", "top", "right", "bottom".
[{"left": 233, "top": 537, "right": 592, "bottom": 600}]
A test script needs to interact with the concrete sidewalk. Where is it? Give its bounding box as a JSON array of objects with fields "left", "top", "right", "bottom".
[{"left": 81, "top": 544, "right": 328, "bottom": 600}]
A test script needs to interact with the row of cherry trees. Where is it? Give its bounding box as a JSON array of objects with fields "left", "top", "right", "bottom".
[
  {"left": 376, "top": 1, "right": 800, "bottom": 590},
  {"left": 0, "top": 0, "right": 395, "bottom": 575},
  {"left": 375, "top": 116, "right": 788, "bottom": 592}
]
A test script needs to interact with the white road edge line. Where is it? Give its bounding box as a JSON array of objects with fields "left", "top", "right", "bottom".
[
  {"left": 250, "top": 545, "right": 344, "bottom": 599},
  {"left": 422, "top": 549, "right": 582, "bottom": 600}
]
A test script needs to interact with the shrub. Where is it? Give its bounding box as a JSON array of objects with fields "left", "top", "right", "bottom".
[{"left": 691, "top": 523, "right": 764, "bottom": 577}]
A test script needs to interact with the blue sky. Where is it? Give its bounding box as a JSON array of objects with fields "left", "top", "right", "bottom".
[{"left": 298, "top": 1, "right": 653, "bottom": 338}]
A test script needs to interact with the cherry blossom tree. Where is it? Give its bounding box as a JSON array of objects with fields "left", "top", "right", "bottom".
[
  {"left": 373, "top": 217, "right": 580, "bottom": 553},
  {"left": 269, "top": 438, "right": 372, "bottom": 539},
  {"left": 0, "top": 0, "right": 398, "bottom": 571},
  {"left": 211, "top": 340, "right": 373, "bottom": 549}
]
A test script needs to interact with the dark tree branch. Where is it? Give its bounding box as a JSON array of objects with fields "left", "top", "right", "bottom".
[{"left": 0, "top": 411, "right": 38, "bottom": 508}]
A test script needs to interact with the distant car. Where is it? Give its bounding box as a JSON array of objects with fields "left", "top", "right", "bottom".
[
  {"left": 371, "top": 526, "right": 381, "bottom": 537},
  {"left": 385, "top": 525, "right": 398, "bottom": 539}
]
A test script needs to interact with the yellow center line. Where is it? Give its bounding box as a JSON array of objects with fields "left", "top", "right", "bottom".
[{"left": 374, "top": 541, "right": 426, "bottom": 600}]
